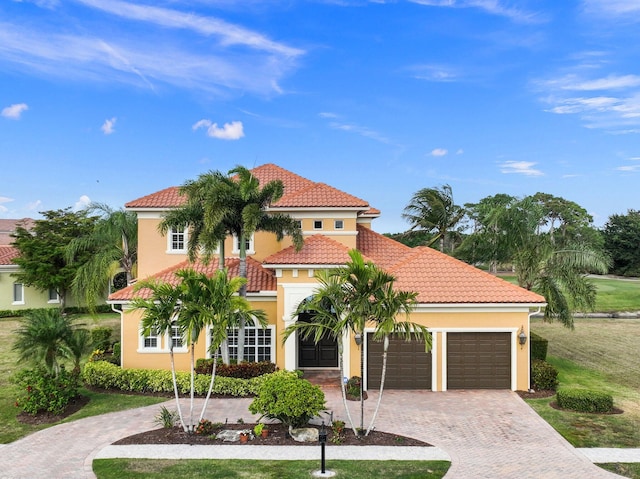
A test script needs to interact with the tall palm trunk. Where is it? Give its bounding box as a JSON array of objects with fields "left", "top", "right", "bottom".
[
  {"left": 366, "top": 334, "right": 388, "bottom": 436},
  {"left": 237, "top": 232, "right": 248, "bottom": 363},
  {"left": 359, "top": 331, "right": 365, "bottom": 437},
  {"left": 188, "top": 342, "right": 196, "bottom": 433},
  {"left": 337, "top": 337, "right": 358, "bottom": 436},
  {"left": 218, "top": 242, "right": 231, "bottom": 365},
  {"left": 200, "top": 350, "right": 219, "bottom": 422},
  {"left": 169, "top": 347, "right": 188, "bottom": 433}
]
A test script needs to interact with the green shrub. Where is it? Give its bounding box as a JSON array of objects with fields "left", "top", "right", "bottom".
[
  {"left": 530, "top": 331, "right": 548, "bottom": 361},
  {"left": 82, "top": 361, "right": 268, "bottom": 397},
  {"left": 248, "top": 370, "right": 326, "bottom": 428},
  {"left": 154, "top": 406, "right": 179, "bottom": 428},
  {"left": 346, "top": 376, "right": 362, "bottom": 398},
  {"left": 556, "top": 388, "right": 614, "bottom": 413},
  {"left": 531, "top": 359, "right": 559, "bottom": 391},
  {"left": 91, "top": 327, "right": 113, "bottom": 350},
  {"left": 12, "top": 367, "right": 80, "bottom": 415},
  {"left": 194, "top": 359, "right": 277, "bottom": 378}
]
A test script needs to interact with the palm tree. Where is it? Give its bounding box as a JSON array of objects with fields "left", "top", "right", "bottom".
[
  {"left": 66, "top": 328, "right": 92, "bottom": 375},
  {"left": 508, "top": 197, "right": 610, "bottom": 328},
  {"left": 67, "top": 203, "right": 137, "bottom": 312},
  {"left": 284, "top": 250, "right": 427, "bottom": 438},
  {"left": 130, "top": 279, "right": 187, "bottom": 431},
  {"left": 12, "top": 309, "right": 74, "bottom": 377},
  {"left": 161, "top": 166, "right": 302, "bottom": 362},
  {"left": 402, "top": 184, "right": 464, "bottom": 252}
]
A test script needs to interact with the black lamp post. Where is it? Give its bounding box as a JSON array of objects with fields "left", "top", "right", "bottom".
[{"left": 319, "top": 421, "right": 328, "bottom": 474}]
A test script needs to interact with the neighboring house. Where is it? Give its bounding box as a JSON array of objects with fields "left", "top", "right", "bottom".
[
  {"left": 109, "top": 164, "right": 545, "bottom": 391},
  {"left": 0, "top": 219, "right": 64, "bottom": 312}
]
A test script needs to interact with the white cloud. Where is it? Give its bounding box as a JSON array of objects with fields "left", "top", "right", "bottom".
[
  {"left": 74, "top": 195, "right": 91, "bottom": 211},
  {"left": 456, "top": 149, "right": 464, "bottom": 154},
  {"left": 26, "top": 200, "right": 42, "bottom": 211},
  {"left": 328, "top": 121, "right": 391, "bottom": 144},
  {"left": 431, "top": 148, "right": 448, "bottom": 157},
  {"left": 409, "top": 0, "right": 544, "bottom": 24},
  {"left": 583, "top": 0, "right": 640, "bottom": 16},
  {"left": 101, "top": 117, "right": 116, "bottom": 135},
  {"left": 0, "top": 196, "right": 13, "bottom": 213},
  {"left": 616, "top": 165, "right": 640, "bottom": 172},
  {"left": 319, "top": 112, "right": 339, "bottom": 119},
  {"left": 410, "top": 64, "right": 459, "bottom": 82},
  {"left": 500, "top": 161, "right": 543, "bottom": 176},
  {"left": 544, "top": 74, "right": 640, "bottom": 91},
  {"left": 0, "top": 1, "right": 304, "bottom": 96},
  {"left": 193, "top": 119, "right": 245, "bottom": 140},
  {"left": 1, "top": 103, "right": 28, "bottom": 119}
]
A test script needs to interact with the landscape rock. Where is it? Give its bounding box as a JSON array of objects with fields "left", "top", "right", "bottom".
[
  {"left": 289, "top": 426, "right": 319, "bottom": 443},
  {"left": 216, "top": 429, "right": 253, "bottom": 442}
]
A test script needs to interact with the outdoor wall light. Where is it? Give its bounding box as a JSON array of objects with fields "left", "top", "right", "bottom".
[
  {"left": 354, "top": 333, "right": 362, "bottom": 346},
  {"left": 518, "top": 326, "right": 527, "bottom": 347}
]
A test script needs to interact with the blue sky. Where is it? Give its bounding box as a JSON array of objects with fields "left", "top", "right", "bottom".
[{"left": 1, "top": 0, "right": 639, "bottom": 234}]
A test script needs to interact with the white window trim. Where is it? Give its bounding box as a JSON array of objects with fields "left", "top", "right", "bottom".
[
  {"left": 207, "top": 324, "right": 275, "bottom": 363},
  {"left": 138, "top": 326, "right": 161, "bottom": 353},
  {"left": 231, "top": 233, "right": 255, "bottom": 255},
  {"left": 166, "top": 226, "right": 188, "bottom": 254},
  {"left": 313, "top": 220, "right": 323, "bottom": 230},
  {"left": 12, "top": 283, "right": 24, "bottom": 305},
  {"left": 47, "top": 288, "right": 60, "bottom": 304},
  {"left": 334, "top": 220, "right": 344, "bottom": 230}
]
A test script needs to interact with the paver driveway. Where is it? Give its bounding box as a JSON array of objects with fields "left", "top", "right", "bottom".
[{"left": 0, "top": 389, "right": 622, "bottom": 479}]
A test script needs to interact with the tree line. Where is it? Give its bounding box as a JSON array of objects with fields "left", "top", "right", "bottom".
[{"left": 390, "top": 185, "right": 639, "bottom": 327}]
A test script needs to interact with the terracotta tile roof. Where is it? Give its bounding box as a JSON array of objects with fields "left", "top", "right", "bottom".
[
  {"left": 108, "top": 256, "right": 276, "bottom": 301},
  {"left": 356, "top": 225, "right": 413, "bottom": 270},
  {"left": 390, "top": 246, "right": 545, "bottom": 304},
  {"left": 125, "top": 186, "right": 183, "bottom": 209},
  {"left": 0, "top": 246, "right": 18, "bottom": 265},
  {"left": 0, "top": 218, "right": 34, "bottom": 246},
  {"left": 125, "top": 164, "right": 372, "bottom": 211},
  {"left": 263, "top": 234, "right": 356, "bottom": 265}
]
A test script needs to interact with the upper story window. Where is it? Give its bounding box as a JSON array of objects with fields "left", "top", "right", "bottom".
[
  {"left": 313, "top": 220, "right": 323, "bottom": 230},
  {"left": 168, "top": 226, "right": 187, "bottom": 253},
  {"left": 334, "top": 220, "right": 344, "bottom": 230},
  {"left": 294, "top": 220, "right": 302, "bottom": 229},
  {"left": 13, "top": 283, "right": 24, "bottom": 304},
  {"left": 232, "top": 233, "right": 255, "bottom": 254},
  {"left": 171, "top": 323, "right": 185, "bottom": 349}
]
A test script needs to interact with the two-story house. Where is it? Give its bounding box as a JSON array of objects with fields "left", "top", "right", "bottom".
[{"left": 109, "top": 163, "right": 545, "bottom": 391}]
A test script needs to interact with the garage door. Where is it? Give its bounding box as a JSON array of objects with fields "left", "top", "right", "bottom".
[
  {"left": 367, "top": 333, "right": 432, "bottom": 390},
  {"left": 447, "top": 332, "right": 511, "bottom": 389}
]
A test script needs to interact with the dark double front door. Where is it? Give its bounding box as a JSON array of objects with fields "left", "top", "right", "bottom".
[{"left": 298, "top": 333, "right": 338, "bottom": 367}]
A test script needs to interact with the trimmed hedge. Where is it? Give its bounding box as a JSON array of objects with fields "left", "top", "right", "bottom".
[
  {"left": 0, "top": 305, "right": 113, "bottom": 319},
  {"left": 556, "top": 388, "right": 614, "bottom": 413},
  {"left": 82, "top": 361, "right": 267, "bottom": 397},
  {"left": 530, "top": 331, "right": 548, "bottom": 361},
  {"left": 194, "top": 359, "right": 277, "bottom": 378},
  {"left": 531, "top": 359, "right": 559, "bottom": 391}
]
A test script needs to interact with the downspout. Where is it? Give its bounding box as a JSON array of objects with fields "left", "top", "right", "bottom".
[
  {"left": 111, "top": 302, "right": 125, "bottom": 367},
  {"left": 527, "top": 307, "right": 541, "bottom": 392}
]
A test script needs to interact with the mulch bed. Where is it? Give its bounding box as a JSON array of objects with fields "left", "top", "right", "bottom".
[
  {"left": 16, "top": 395, "right": 91, "bottom": 426},
  {"left": 113, "top": 422, "right": 431, "bottom": 447},
  {"left": 516, "top": 389, "right": 556, "bottom": 399}
]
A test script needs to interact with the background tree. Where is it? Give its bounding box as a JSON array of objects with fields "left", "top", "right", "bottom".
[
  {"left": 66, "top": 203, "right": 138, "bottom": 313},
  {"left": 602, "top": 210, "right": 640, "bottom": 277},
  {"left": 12, "top": 208, "right": 97, "bottom": 311},
  {"left": 455, "top": 194, "right": 518, "bottom": 272},
  {"left": 402, "top": 184, "right": 464, "bottom": 253}
]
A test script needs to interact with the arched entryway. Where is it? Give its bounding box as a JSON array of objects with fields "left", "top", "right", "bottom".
[{"left": 296, "top": 309, "right": 338, "bottom": 368}]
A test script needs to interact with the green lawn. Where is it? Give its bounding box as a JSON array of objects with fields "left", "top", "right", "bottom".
[
  {"left": 0, "top": 314, "right": 166, "bottom": 444},
  {"left": 528, "top": 318, "right": 640, "bottom": 449},
  {"left": 500, "top": 274, "right": 640, "bottom": 312},
  {"left": 93, "top": 459, "right": 451, "bottom": 479}
]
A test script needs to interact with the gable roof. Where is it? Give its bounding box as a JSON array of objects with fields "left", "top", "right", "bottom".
[
  {"left": 125, "top": 163, "right": 373, "bottom": 213},
  {"left": 108, "top": 256, "right": 276, "bottom": 301},
  {"left": 263, "top": 234, "right": 359, "bottom": 266}
]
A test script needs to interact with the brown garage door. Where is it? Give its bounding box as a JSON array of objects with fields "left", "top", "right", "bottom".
[
  {"left": 367, "top": 333, "right": 432, "bottom": 389},
  {"left": 447, "top": 332, "right": 511, "bottom": 389}
]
